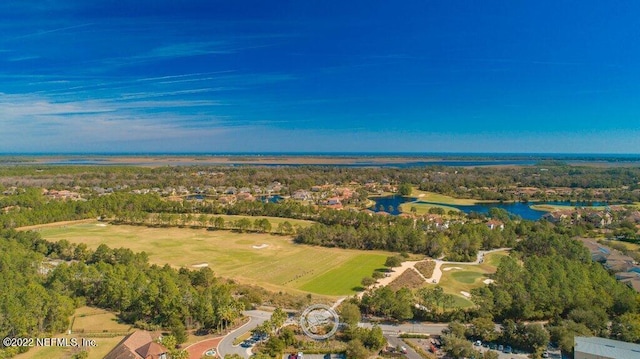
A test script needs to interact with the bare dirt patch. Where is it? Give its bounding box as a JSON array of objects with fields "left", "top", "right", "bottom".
[
  {"left": 388, "top": 268, "right": 426, "bottom": 291},
  {"left": 414, "top": 260, "right": 436, "bottom": 278}
]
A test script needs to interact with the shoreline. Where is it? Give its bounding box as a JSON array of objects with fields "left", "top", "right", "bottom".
[{"left": 2, "top": 154, "right": 640, "bottom": 168}]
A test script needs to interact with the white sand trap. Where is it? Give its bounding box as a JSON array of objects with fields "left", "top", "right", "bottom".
[
  {"left": 252, "top": 244, "right": 269, "bottom": 249},
  {"left": 418, "top": 194, "right": 425, "bottom": 197},
  {"left": 192, "top": 263, "right": 209, "bottom": 268},
  {"left": 96, "top": 223, "right": 107, "bottom": 227},
  {"left": 483, "top": 279, "right": 495, "bottom": 284},
  {"left": 460, "top": 291, "right": 471, "bottom": 298},
  {"left": 442, "top": 266, "right": 462, "bottom": 271}
]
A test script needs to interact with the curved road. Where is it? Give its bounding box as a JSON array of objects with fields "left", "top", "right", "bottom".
[{"left": 217, "top": 310, "right": 272, "bottom": 358}]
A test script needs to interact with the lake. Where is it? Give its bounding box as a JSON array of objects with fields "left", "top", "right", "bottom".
[
  {"left": 369, "top": 195, "right": 418, "bottom": 215},
  {"left": 370, "top": 196, "right": 612, "bottom": 220}
]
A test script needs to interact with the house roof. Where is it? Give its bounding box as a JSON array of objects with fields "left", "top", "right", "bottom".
[
  {"left": 574, "top": 336, "right": 640, "bottom": 359},
  {"left": 104, "top": 331, "right": 166, "bottom": 359},
  {"left": 136, "top": 342, "right": 167, "bottom": 359}
]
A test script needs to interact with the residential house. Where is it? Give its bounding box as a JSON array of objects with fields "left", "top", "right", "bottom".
[
  {"left": 218, "top": 196, "right": 236, "bottom": 205},
  {"left": 615, "top": 269, "right": 640, "bottom": 292},
  {"left": 292, "top": 190, "right": 312, "bottom": 201},
  {"left": 236, "top": 192, "right": 255, "bottom": 201},
  {"left": 486, "top": 220, "right": 504, "bottom": 231},
  {"left": 425, "top": 214, "right": 449, "bottom": 230},
  {"left": 104, "top": 331, "right": 167, "bottom": 359}
]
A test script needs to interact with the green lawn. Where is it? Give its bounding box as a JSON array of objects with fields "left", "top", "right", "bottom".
[
  {"left": 299, "top": 254, "right": 387, "bottom": 295},
  {"left": 529, "top": 204, "right": 606, "bottom": 212},
  {"left": 398, "top": 202, "right": 460, "bottom": 215},
  {"left": 450, "top": 271, "right": 484, "bottom": 284},
  {"left": 437, "top": 251, "right": 507, "bottom": 307},
  {"left": 411, "top": 189, "right": 485, "bottom": 205},
  {"left": 36, "top": 222, "right": 393, "bottom": 297},
  {"left": 71, "top": 307, "right": 132, "bottom": 334}
]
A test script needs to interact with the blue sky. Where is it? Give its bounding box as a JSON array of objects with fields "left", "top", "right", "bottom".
[{"left": 1, "top": 1, "right": 639, "bottom": 153}]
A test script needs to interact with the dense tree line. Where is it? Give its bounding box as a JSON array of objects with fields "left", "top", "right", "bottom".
[
  {"left": 0, "top": 229, "right": 245, "bottom": 357},
  {"left": 2, "top": 163, "right": 640, "bottom": 202},
  {"left": 467, "top": 228, "right": 640, "bottom": 352},
  {"left": 0, "top": 231, "right": 75, "bottom": 357},
  {"left": 295, "top": 213, "right": 517, "bottom": 260}
]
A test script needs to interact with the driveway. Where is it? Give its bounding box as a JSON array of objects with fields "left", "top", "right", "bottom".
[
  {"left": 185, "top": 337, "right": 222, "bottom": 359},
  {"left": 217, "top": 310, "right": 272, "bottom": 359}
]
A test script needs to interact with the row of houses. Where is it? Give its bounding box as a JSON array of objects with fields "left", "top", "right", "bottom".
[
  {"left": 542, "top": 209, "right": 614, "bottom": 228},
  {"left": 578, "top": 238, "right": 640, "bottom": 292}
]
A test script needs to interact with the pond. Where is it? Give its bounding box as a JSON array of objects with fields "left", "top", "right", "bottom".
[
  {"left": 370, "top": 195, "right": 613, "bottom": 220},
  {"left": 369, "top": 195, "right": 417, "bottom": 215},
  {"left": 257, "top": 194, "right": 283, "bottom": 203}
]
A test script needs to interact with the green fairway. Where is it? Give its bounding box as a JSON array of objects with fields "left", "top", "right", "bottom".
[
  {"left": 437, "top": 251, "right": 508, "bottom": 307},
  {"left": 529, "top": 204, "right": 606, "bottom": 212},
  {"left": 299, "top": 254, "right": 387, "bottom": 295},
  {"left": 411, "top": 189, "right": 485, "bottom": 205},
  {"left": 398, "top": 202, "right": 460, "bottom": 214},
  {"left": 450, "top": 271, "right": 484, "bottom": 284},
  {"left": 35, "top": 221, "right": 392, "bottom": 297}
]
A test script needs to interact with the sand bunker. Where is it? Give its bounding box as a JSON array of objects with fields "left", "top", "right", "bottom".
[
  {"left": 192, "top": 263, "right": 209, "bottom": 268},
  {"left": 460, "top": 291, "right": 471, "bottom": 298},
  {"left": 96, "top": 223, "right": 107, "bottom": 227},
  {"left": 252, "top": 244, "right": 269, "bottom": 249},
  {"left": 442, "top": 266, "right": 462, "bottom": 271},
  {"left": 483, "top": 279, "right": 495, "bottom": 284}
]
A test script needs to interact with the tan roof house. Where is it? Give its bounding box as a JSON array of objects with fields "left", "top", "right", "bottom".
[{"left": 104, "top": 331, "right": 167, "bottom": 359}]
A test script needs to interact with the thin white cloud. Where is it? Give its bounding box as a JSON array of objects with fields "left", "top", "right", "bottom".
[{"left": 7, "top": 23, "right": 94, "bottom": 41}]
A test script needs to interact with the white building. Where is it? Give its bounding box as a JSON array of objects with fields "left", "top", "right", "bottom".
[{"left": 574, "top": 336, "right": 640, "bottom": 359}]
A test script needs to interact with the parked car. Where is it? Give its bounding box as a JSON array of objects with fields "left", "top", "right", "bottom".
[
  {"left": 488, "top": 343, "right": 497, "bottom": 350},
  {"left": 474, "top": 340, "right": 482, "bottom": 346},
  {"left": 504, "top": 345, "right": 512, "bottom": 354},
  {"left": 498, "top": 344, "right": 504, "bottom": 352},
  {"left": 399, "top": 346, "right": 408, "bottom": 354},
  {"left": 542, "top": 351, "right": 549, "bottom": 358}
]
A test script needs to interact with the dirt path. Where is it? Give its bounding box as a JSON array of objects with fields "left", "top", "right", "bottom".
[
  {"left": 425, "top": 248, "right": 511, "bottom": 284},
  {"left": 16, "top": 219, "right": 96, "bottom": 231}
]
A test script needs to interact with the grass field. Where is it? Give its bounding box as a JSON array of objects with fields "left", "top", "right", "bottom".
[
  {"left": 299, "top": 254, "right": 387, "bottom": 295},
  {"left": 529, "top": 204, "right": 607, "bottom": 212},
  {"left": 438, "top": 251, "right": 508, "bottom": 308},
  {"left": 15, "top": 307, "right": 130, "bottom": 359},
  {"left": 36, "top": 221, "right": 392, "bottom": 296},
  {"left": 71, "top": 307, "right": 132, "bottom": 334},
  {"left": 398, "top": 202, "right": 460, "bottom": 214},
  {"left": 411, "top": 189, "right": 485, "bottom": 205}
]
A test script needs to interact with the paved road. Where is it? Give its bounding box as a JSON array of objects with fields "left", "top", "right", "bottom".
[
  {"left": 359, "top": 321, "right": 448, "bottom": 335},
  {"left": 386, "top": 335, "right": 422, "bottom": 359},
  {"left": 217, "top": 310, "right": 272, "bottom": 359}
]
